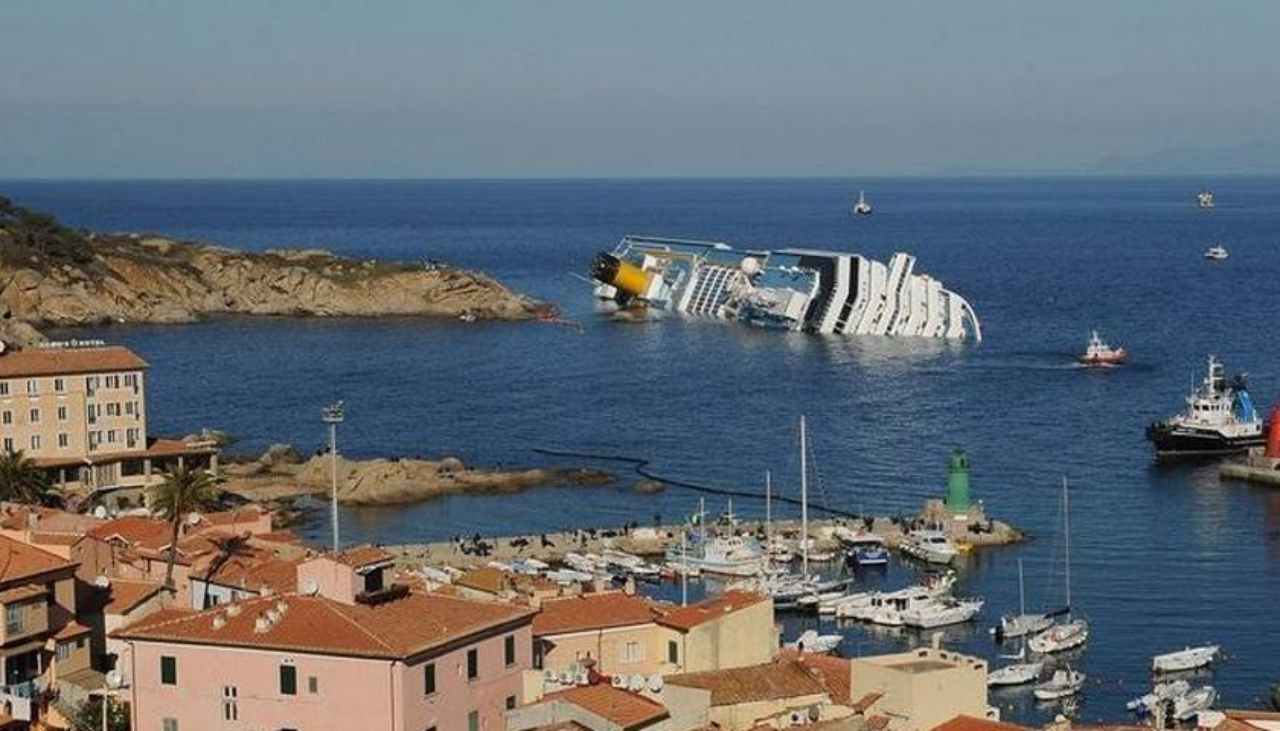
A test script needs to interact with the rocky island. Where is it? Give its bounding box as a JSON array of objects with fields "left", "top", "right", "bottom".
[
  {"left": 221, "top": 443, "right": 615, "bottom": 506},
  {"left": 0, "top": 195, "right": 549, "bottom": 345}
]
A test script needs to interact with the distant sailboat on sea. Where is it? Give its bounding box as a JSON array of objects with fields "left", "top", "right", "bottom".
[{"left": 852, "top": 190, "right": 873, "bottom": 216}]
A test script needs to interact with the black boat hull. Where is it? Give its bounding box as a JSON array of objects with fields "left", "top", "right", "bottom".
[{"left": 1146, "top": 422, "right": 1267, "bottom": 459}]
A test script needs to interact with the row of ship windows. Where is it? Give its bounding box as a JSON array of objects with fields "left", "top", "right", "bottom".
[
  {"left": 0, "top": 373, "right": 140, "bottom": 397},
  {"left": 1, "top": 402, "right": 140, "bottom": 425},
  {"left": 1, "top": 428, "right": 139, "bottom": 453}
]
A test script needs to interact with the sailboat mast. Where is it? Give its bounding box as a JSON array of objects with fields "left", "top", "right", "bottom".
[
  {"left": 1018, "top": 558, "right": 1026, "bottom": 617},
  {"left": 800, "top": 415, "right": 809, "bottom": 580},
  {"left": 1063, "top": 476, "right": 1071, "bottom": 614},
  {"left": 765, "top": 470, "right": 772, "bottom": 550},
  {"left": 681, "top": 528, "right": 688, "bottom": 607}
]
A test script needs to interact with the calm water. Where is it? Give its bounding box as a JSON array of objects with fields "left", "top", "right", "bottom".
[{"left": 5, "top": 177, "right": 1280, "bottom": 722}]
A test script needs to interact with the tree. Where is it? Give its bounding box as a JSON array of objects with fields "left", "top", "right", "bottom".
[
  {"left": 0, "top": 449, "right": 58, "bottom": 505},
  {"left": 148, "top": 463, "right": 222, "bottom": 590},
  {"left": 70, "top": 695, "right": 130, "bottom": 731}
]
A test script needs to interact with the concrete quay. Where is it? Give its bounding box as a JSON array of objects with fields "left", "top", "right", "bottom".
[
  {"left": 383, "top": 511, "right": 1023, "bottom": 573},
  {"left": 1220, "top": 454, "right": 1280, "bottom": 487}
]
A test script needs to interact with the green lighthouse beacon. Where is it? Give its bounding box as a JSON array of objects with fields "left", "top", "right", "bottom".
[{"left": 945, "top": 448, "right": 972, "bottom": 514}]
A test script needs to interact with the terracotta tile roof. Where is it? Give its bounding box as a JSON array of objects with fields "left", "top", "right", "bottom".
[
  {"left": 784, "top": 650, "right": 853, "bottom": 706},
  {"left": 0, "top": 534, "right": 76, "bottom": 583},
  {"left": 100, "top": 578, "right": 165, "bottom": 615},
  {"left": 33, "top": 438, "right": 217, "bottom": 469},
  {"left": 86, "top": 517, "right": 173, "bottom": 551},
  {"left": 253, "top": 530, "right": 302, "bottom": 545},
  {"left": 115, "top": 589, "right": 535, "bottom": 660},
  {"left": 198, "top": 554, "right": 300, "bottom": 595},
  {"left": 0, "top": 346, "right": 148, "bottom": 378},
  {"left": 531, "top": 724, "right": 590, "bottom": 731},
  {"left": 196, "top": 507, "right": 271, "bottom": 529},
  {"left": 332, "top": 545, "right": 394, "bottom": 569},
  {"left": 867, "top": 715, "right": 891, "bottom": 731},
  {"left": 665, "top": 660, "right": 828, "bottom": 706},
  {"left": 654, "top": 591, "right": 767, "bottom": 630},
  {"left": 546, "top": 684, "right": 669, "bottom": 730},
  {"left": 0, "top": 584, "right": 48, "bottom": 603},
  {"left": 932, "top": 716, "right": 1031, "bottom": 731},
  {"left": 456, "top": 567, "right": 509, "bottom": 595},
  {"left": 533, "top": 592, "right": 657, "bottom": 636},
  {"left": 28, "top": 532, "right": 83, "bottom": 546},
  {"left": 852, "top": 691, "right": 883, "bottom": 714},
  {"left": 53, "top": 620, "right": 93, "bottom": 640},
  {"left": 0, "top": 506, "right": 101, "bottom": 540}
]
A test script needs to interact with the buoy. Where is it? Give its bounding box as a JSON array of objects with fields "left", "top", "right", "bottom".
[{"left": 1266, "top": 405, "right": 1280, "bottom": 458}]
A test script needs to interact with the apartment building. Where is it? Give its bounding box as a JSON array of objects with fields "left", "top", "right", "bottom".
[
  {"left": 114, "top": 548, "right": 537, "bottom": 731},
  {"left": 0, "top": 343, "right": 216, "bottom": 490}
]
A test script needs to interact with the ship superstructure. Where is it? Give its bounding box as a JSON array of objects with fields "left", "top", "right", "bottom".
[{"left": 590, "top": 236, "right": 981, "bottom": 340}]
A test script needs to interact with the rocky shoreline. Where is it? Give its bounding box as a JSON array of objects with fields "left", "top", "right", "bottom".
[
  {"left": 221, "top": 444, "right": 615, "bottom": 506},
  {"left": 0, "top": 196, "right": 550, "bottom": 345}
]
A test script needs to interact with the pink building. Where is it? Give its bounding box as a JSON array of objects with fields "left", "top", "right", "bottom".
[{"left": 114, "top": 547, "right": 536, "bottom": 731}]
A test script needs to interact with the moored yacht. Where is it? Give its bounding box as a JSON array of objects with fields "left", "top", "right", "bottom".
[
  {"left": 853, "top": 190, "right": 873, "bottom": 216},
  {"left": 1146, "top": 355, "right": 1266, "bottom": 459},
  {"left": 1028, "top": 478, "right": 1090, "bottom": 655},
  {"left": 900, "top": 597, "right": 984, "bottom": 629},
  {"left": 1153, "top": 645, "right": 1220, "bottom": 674},
  {"left": 1033, "top": 667, "right": 1085, "bottom": 701},
  {"left": 844, "top": 533, "right": 890, "bottom": 566}
]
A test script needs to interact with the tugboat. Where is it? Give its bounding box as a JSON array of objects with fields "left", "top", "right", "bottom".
[
  {"left": 1146, "top": 355, "right": 1266, "bottom": 459},
  {"left": 1078, "top": 330, "right": 1128, "bottom": 366},
  {"left": 1197, "top": 190, "right": 1215, "bottom": 209},
  {"left": 852, "top": 190, "right": 873, "bottom": 216},
  {"left": 1204, "top": 244, "right": 1229, "bottom": 261}
]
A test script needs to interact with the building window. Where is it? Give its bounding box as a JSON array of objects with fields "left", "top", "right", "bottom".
[
  {"left": 88, "top": 432, "right": 98, "bottom": 451},
  {"left": 468, "top": 711, "right": 479, "bottom": 731},
  {"left": 86, "top": 403, "right": 96, "bottom": 424},
  {"left": 467, "top": 648, "right": 478, "bottom": 680},
  {"left": 160, "top": 655, "right": 177, "bottom": 685},
  {"left": 29, "top": 435, "right": 40, "bottom": 451},
  {"left": 2, "top": 438, "right": 12, "bottom": 454},
  {"left": 308, "top": 675, "right": 318, "bottom": 694},
  {"left": 5, "top": 604, "right": 23, "bottom": 634},
  {"left": 28, "top": 408, "right": 39, "bottom": 423},
  {"left": 279, "top": 664, "right": 297, "bottom": 695},
  {"left": 127, "top": 428, "right": 138, "bottom": 448},
  {"left": 506, "top": 695, "right": 517, "bottom": 710},
  {"left": 1, "top": 411, "right": 9, "bottom": 425},
  {"left": 54, "top": 378, "right": 64, "bottom": 393},
  {"left": 58, "top": 433, "right": 69, "bottom": 449},
  {"left": 125, "top": 401, "right": 134, "bottom": 415},
  {"left": 56, "top": 642, "right": 72, "bottom": 660},
  {"left": 222, "top": 686, "right": 237, "bottom": 721},
  {"left": 623, "top": 641, "right": 643, "bottom": 664},
  {"left": 162, "top": 719, "right": 178, "bottom": 731},
  {"left": 57, "top": 405, "right": 67, "bottom": 421},
  {"left": 505, "top": 634, "right": 516, "bottom": 667},
  {"left": 26, "top": 379, "right": 36, "bottom": 395},
  {"left": 106, "top": 402, "right": 119, "bottom": 417},
  {"left": 0, "top": 381, "right": 8, "bottom": 396},
  {"left": 424, "top": 662, "right": 435, "bottom": 695},
  {"left": 668, "top": 640, "right": 679, "bottom": 664}
]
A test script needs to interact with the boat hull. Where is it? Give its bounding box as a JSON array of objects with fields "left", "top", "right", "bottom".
[{"left": 1146, "top": 423, "right": 1265, "bottom": 459}]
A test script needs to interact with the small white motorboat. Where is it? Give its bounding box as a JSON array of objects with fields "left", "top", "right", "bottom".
[
  {"left": 853, "top": 190, "right": 873, "bottom": 216},
  {"left": 1033, "top": 668, "right": 1086, "bottom": 700},
  {"left": 1078, "top": 330, "right": 1128, "bottom": 366},
  {"left": 901, "top": 598, "right": 985, "bottom": 629},
  {"left": 1153, "top": 645, "right": 1220, "bottom": 674},
  {"left": 1127, "top": 680, "right": 1191, "bottom": 714},
  {"left": 900, "top": 530, "right": 958, "bottom": 564},
  {"left": 1172, "top": 686, "right": 1217, "bottom": 721},
  {"left": 1198, "top": 190, "right": 1215, "bottom": 209},
  {"left": 1205, "top": 245, "right": 1229, "bottom": 260},
  {"left": 786, "top": 629, "right": 842, "bottom": 654}
]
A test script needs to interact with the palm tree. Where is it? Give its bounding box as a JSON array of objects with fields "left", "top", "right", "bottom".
[
  {"left": 148, "top": 463, "right": 222, "bottom": 590},
  {"left": 0, "top": 449, "right": 57, "bottom": 505}
]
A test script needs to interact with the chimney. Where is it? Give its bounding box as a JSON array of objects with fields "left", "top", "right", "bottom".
[
  {"left": 212, "top": 613, "right": 227, "bottom": 630},
  {"left": 225, "top": 603, "right": 242, "bottom": 617},
  {"left": 254, "top": 614, "right": 272, "bottom": 634},
  {"left": 623, "top": 577, "right": 636, "bottom": 596}
]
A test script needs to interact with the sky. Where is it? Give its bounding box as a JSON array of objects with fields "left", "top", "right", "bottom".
[{"left": 2, "top": 1, "right": 1278, "bottom": 178}]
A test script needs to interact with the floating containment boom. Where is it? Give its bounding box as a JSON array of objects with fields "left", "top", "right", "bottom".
[{"left": 590, "top": 235, "right": 981, "bottom": 341}]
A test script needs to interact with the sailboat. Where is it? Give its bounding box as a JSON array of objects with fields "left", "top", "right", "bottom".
[
  {"left": 1028, "top": 478, "right": 1089, "bottom": 654},
  {"left": 852, "top": 190, "right": 873, "bottom": 216},
  {"left": 991, "top": 559, "right": 1056, "bottom": 641},
  {"left": 987, "top": 560, "right": 1046, "bottom": 686}
]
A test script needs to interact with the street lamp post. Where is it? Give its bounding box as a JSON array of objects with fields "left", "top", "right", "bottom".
[{"left": 322, "top": 401, "right": 345, "bottom": 554}]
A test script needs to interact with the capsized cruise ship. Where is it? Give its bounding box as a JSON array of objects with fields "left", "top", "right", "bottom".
[{"left": 590, "top": 236, "right": 981, "bottom": 340}]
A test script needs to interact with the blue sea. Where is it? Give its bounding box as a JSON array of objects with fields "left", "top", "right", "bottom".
[{"left": 5, "top": 177, "right": 1280, "bottom": 723}]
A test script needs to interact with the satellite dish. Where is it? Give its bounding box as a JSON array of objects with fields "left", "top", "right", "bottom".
[
  {"left": 93, "top": 506, "right": 108, "bottom": 519},
  {"left": 0, "top": 341, "right": 7, "bottom": 355},
  {"left": 187, "top": 512, "right": 202, "bottom": 526},
  {"left": 647, "top": 674, "right": 663, "bottom": 692},
  {"left": 301, "top": 578, "right": 319, "bottom": 596},
  {"left": 105, "top": 670, "right": 123, "bottom": 689},
  {"left": 611, "top": 675, "right": 626, "bottom": 689},
  {"left": 628, "top": 674, "right": 644, "bottom": 692},
  {"left": 94, "top": 575, "right": 111, "bottom": 589}
]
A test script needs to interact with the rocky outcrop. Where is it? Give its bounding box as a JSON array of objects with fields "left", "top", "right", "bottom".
[
  {"left": 0, "top": 211, "right": 548, "bottom": 339},
  {"left": 222, "top": 445, "right": 614, "bottom": 506}
]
